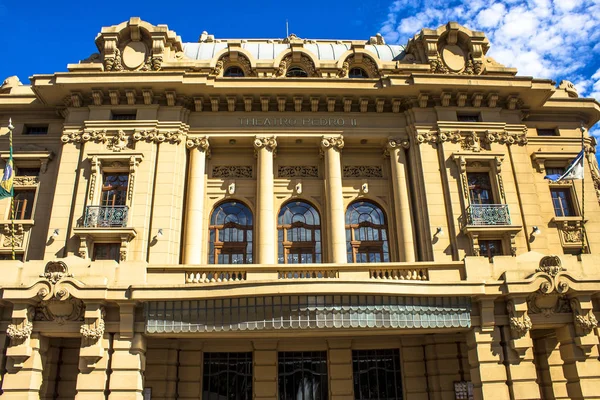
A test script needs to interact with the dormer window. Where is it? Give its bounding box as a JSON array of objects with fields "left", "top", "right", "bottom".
[
  {"left": 286, "top": 67, "right": 308, "bottom": 78},
  {"left": 349, "top": 67, "right": 368, "bottom": 78},
  {"left": 224, "top": 67, "right": 245, "bottom": 77}
]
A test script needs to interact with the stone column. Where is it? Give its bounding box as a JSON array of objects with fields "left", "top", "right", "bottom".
[
  {"left": 254, "top": 136, "right": 277, "bottom": 264},
  {"left": 321, "top": 136, "right": 347, "bottom": 264},
  {"left": 183, "top": 137, "right": 210, "bottom": 264},
  {"left": 108, "top": 333, "right": 146, "bottom": 399},
  {"left": 467, "top": 327, "right": 511, "bottom": 400},
  {"left": 76, "top": 304, "right": 109, "bottom": 399},
  {"left": 387, "top": 138, "right": 416, "bottom": 262}
]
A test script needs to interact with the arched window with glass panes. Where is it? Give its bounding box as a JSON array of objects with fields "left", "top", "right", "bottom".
[
  {"left": 345, "top": 200, "right": 390, "bottom": 263},
  {"left": 208, "top": 201, "right": 253, "bottom": 264},
  {"left": 278, "top": 201, "right": 322, "bottom": 264}
]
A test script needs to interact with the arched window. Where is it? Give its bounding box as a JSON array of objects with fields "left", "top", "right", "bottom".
[
  {"left": 345, "top": 201, "right": 389, "bottom": 263},
  {"left": 278, "top": 201, "right": 321, "bottom": 263},
  {"left": 209, "top": 201, "right": 253, "bottom": 264},
  {"left": 349, "top": 67, "right": 368, "bottom": 78},
  {"left": 286, "top": 67, "right": 308, "bottom": 77},
  {"left": 224, "top": 66, "right": 245, "bottom": 77}
]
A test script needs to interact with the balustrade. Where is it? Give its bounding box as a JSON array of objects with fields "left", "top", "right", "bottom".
[{"left": 466, "top": 204, "right": 511, "bottom": 226}]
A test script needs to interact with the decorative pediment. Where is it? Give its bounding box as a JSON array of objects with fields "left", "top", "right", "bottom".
[
  {"left": 405, "top": 22, "right": 515, "bottom": 76},
  {"left": 93, "top": 17, "right": 184, "bottom": 72}
]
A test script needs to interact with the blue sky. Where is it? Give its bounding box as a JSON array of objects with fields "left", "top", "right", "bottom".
[{"left": 1, "top": 0, "right": 599, "bottom": 137}]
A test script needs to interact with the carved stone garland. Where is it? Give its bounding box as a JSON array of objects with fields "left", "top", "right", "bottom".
[
  {"left": 133, "top": 129, "right": 183, "bottom": 144},
  {"left": 61, "top": 129, "right": 107, "bottom": 144},
  {"left": 6, "top": 306, "right": 34, "bottom": 344}
]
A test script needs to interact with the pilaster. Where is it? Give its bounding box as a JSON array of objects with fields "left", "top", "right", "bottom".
[
  {"left": 327, "top": 339, "right": 353, "bottom": 400},
  {"left": 2, "top": 332, "right": 48, "bottom": 399},
  {"left": 321, "top": 136, "right": 346, "bottom": 263},
  {"left": 253, "top": 340, "right": 278, "bottom": 400},
  {"left": 556, "top": 322, "right": 600, "bottom": 399},
  {"left": 108, "top": 333, "right": 146, "bottom": 400}
]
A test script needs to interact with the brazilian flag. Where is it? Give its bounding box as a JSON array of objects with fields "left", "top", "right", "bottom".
[{"left": 0, "top": 145, "right": 13, "bottom": 199}]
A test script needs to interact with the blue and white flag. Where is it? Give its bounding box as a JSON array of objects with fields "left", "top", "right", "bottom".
[{"left": 544, "top": 150, "right": 585, "bottom": 182}]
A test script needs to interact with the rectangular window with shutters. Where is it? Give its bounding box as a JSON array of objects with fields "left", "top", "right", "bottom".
[
  {"left": 353, "top": 349, "right": 403, "bottom": 400},
  {"left": 202, "top": 352, "right": 252, "bottom": 400},
  {"left": 278, "top": 351, "right": 328, "bottom": 400},
  {"left": 551, "top": 188, "right": 576, "bottom": 217}
]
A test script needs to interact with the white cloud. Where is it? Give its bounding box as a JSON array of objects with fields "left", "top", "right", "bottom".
[{"left": 380, "top": 0, "right": 600, "bottom": 100}]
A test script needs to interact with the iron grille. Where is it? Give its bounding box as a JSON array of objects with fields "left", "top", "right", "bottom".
[
  {"left": 83, "top": 205, "right": 128, "bottom": 228},
  {"left": 466, "top": 204, "right": 511, "bottom": 226}
]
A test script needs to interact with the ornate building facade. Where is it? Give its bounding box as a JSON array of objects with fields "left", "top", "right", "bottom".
[{"left": 0, "top": 18, "right": 599, "bottom": 399}]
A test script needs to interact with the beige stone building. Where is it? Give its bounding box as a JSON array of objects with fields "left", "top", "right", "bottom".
[{"left": 0, "top": 17, "right": 600, "bottom": 399}]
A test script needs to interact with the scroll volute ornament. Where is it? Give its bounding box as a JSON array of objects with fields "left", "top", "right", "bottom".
[
  {"left": 527, "top": 255, "right": 573, "bottom": 318},
  {"left": 320, "top": 136, "right": 344, "bottom": 152},
  {"left": 36, "top": 260, "right": 85, "bottom": 325},
  {"left": 254, "top": 136, "right": 278, "bottom": 153}
]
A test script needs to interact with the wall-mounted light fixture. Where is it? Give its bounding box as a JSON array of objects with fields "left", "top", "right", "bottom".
[
  {"left": 153, "top": 228, "right": 164, "bottom": 241},
  {"left": 435, "top": 227, "right": 444, "bottom": 236},
  {"left": 532, "top": 226, "right": 541, "bottom": 236},
  {"left": 51, "top": 229, "right": 60, "bottom": 239}
]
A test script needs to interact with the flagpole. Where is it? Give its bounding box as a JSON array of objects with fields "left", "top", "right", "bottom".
[
  {"left": 8, "top": 120, "right": 15, "bottom": 260},
  {"left": 581, "top": 124, "right": 586, "bottom": 254}
]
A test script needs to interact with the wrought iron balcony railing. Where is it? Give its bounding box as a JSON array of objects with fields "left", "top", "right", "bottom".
[
  {"left": 466, "top": 204, "right": 511, "bottom": 226},
  {"left": 83, "top": 205, "right": 129, "bottom": 228}
]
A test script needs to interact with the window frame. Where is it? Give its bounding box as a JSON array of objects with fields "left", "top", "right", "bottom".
[
  {"left": 92, "top": 242, "right": 121, "bottom": 262},
  {"left": 536, "top": 128, "right": 558, "bottom": 136},
  {"left": 349, "top": 67, "right": 369, "bottom": 78},
  {"left": 208, "top": 200, "right": 254, "bottom": 265},
  {"left": 352, "top": 348, "right": 403, "bottom": 400},
  {"left": 110, "top": 111, "right": 137, "bottom": 121},
  {"left": 286, "top": 66, "right": 309, "bottom": 78},
  {"left": 345, "top": 200, "right": 390, "bottom": 263},
  {"left": 23, "top": 125, "right": 49, "bottom": 135},
  {"left": 12, "top": 188, "right": 37, "bottom": 220},
  {"left": 278, "top": 351, "right": 328, "bottom": 400},
  {"left": 278, "top": 200, "right": 322, "bottom": 264},
  {"left": 550, "top": 187, "right": 577, "bottom": 217},
  {"left": 456, "top": 113, "right": 481, "bottom": 122},
  {"left": 202, "top": 352, "right": 253, "bottom": 400},
  {"left": 223, "top": 66, "right": 245, "bottom": 77},
  {"left": 478, "top": 239, "right": 504, "bottom": 261}
]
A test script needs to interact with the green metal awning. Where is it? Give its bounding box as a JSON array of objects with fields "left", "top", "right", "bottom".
[{"left": 144, "top": 295, "right": 471, "bottom": 333}]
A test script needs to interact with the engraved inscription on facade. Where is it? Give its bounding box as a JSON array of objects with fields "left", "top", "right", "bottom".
[
  {"left": 212, "top": 166, "right": 253, "bottom": 178},
  {"left": 277, "top": 166, "right": 319, "bottom": 178},
  {"left": 343, "top": 166, "right": 383, "bottom": 178}
]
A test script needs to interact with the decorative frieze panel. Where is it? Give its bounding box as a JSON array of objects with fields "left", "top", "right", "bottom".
[
  {"left": 343, "top": 166, "right": 383, "bottom": 178},
  {"left": 277, "top": 166, "right": 318, "bottom": 178},
  {"left": 555, "top": 219, "right": 584, "bottom": 248},
  {"left": 416, "top": 129, "right": 527, "bottom": 148},
  {"left": 212, "top": 166, "right": 253, "bottom": 178},
  {"left": 13, "top": 176, "right": 39, "bottom": 186},
  {"left": 61, "top": 129, "right": 107, "bottom": 144}
]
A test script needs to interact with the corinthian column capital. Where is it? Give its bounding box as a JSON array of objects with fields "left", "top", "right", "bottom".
[
  {"left": 253, "top": 136, "right": 278, "bottom": 152},
  {"left": 320, "top": 135, "right": 344, "bottom": 151}
]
